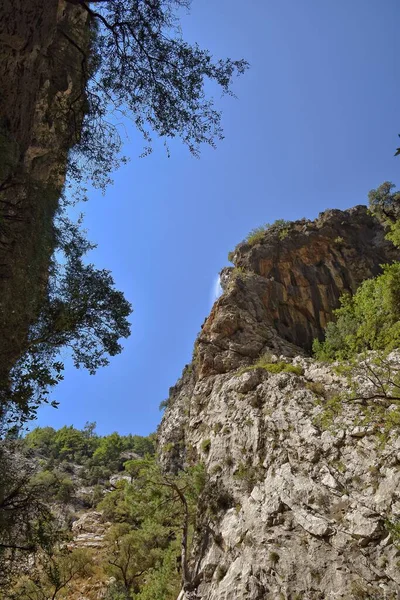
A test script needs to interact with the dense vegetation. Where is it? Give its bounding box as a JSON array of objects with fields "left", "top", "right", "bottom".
[{"left": 1, "top": 424, "right": 205, "bottom": 599}]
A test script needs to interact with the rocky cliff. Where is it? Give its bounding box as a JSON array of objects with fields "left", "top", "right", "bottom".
[
  {"left": 0, "top": 0, "right": 87, "bottom": 385},
  {"left": 159, "top": 206, "right": 400, "bottom": 599}
]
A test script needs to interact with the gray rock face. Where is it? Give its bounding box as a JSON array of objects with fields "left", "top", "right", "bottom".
[
  {"left": 197, "top": 207, "right": 399, "bottom": 383},
  {"left": 158, "top": 207, "right": 400, "bottom": 599},
  {"left": 160, "top": 359, "right": 400, "bottom": 599},
  {"left": 70, "top": 511, "right": 110, "bottom": 550}
]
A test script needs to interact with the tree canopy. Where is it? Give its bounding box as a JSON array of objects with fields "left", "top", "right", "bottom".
[
  {"left": 1, "top": 0, "right": 248, "bottom": 431},
  {"left": 63, "top": 0, "right": 248, "bottom": 192}
]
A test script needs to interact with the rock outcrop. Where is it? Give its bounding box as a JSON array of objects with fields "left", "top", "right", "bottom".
[
  {"left": 0, "top": 0, "right": 87, "bottom": 383},
  {"left": 159, "top": 207, "right": 400, "bottom": 599},
  {"left": 70, "top": 511, "right": 110, "bottom": 550},
  {"left": 197, "top": 207, "right": 398, "bottom": 381}
]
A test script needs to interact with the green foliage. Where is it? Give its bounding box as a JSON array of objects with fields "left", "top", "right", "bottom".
[
  {"left": 134, "top": 544, "right": 181, "bottom": 600},
  {"left": 64, "top": 0, "right": 248, "bottom": 200},
  {"left": 305, "top": 381, "right": 327, "bottom": 398},
  {"left": 10, "top": 548, "right": 93, "bottom": 599},
  {"left": 25, "top": 426, "right": 57, "bottom": 457},
  {"left": 313, "top": 352, "right": 400, "bottom": 435},
  {"left": 368, "top": 181, "right": 400, "bottom": 224},
  {"left": 233, "top": 461, "right": 264, "bottom": 492},
  {"left": 313, "top": 394, "right": 344, "bottom": 430},
  {"left": 314, "top": 263, "right": 400, "bottom": 361},
  {"left": 314, "top": 182, "right": 400, "bottom": 365},
  {"left": 238, "top": 355, "right": 304, "bottom": 377},
  {"left": 243, "top": 219, "right": 292, "bottom": 247},
  {"left": 201, "top": 439, "right": 211, "bottom": 453},
  {"left": 30, "top": 470, "right": 75, "bottom": 504},
  {"left": 23, "top": 424, "right": 154, "bottom": 487},
  {"left": 99, "top": 456, "right": 206, "bottom": 597},
  {"left": 1, "top": 0, "right": 249, "bottom": 431},
  {"left": 93, "top": 432, "right": 124, "bottom": 469},
  {"left": 159, "top": 398, "right": 170, "bottom": 412},
  {"left": 385, "top": 518, "right": 400, "bottom": 549},
  {"left": 245, "top": 224, "right": 271, "bottom": 245},
  {"left": 3, "top": 216, "right": 132, "bottom": 429}
]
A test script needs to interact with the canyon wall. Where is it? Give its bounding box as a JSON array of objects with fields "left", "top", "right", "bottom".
[
  {"left": 159, "top": 207, "right": 400, "bottom": 599},
  {"left": 0, "top": 0, "right": 87, "bottom": 384}
]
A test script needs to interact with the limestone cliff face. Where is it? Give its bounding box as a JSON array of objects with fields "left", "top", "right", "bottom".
[
  {"left": 159, "top": 207, "right": 400, "bottom": 599},
  {"left": 197, "top": 206, "right": 398, "bottom": 381},
  {"left": 0, "top": 0, "right": 87, "bottom": 382}
]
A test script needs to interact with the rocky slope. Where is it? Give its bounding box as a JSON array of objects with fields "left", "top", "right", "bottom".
[
  {"left": 0, "top": 0, "right": 87, "bottom": 384},
  {"left": 159, "top": 206, "right": 400, "bottom": 599}
]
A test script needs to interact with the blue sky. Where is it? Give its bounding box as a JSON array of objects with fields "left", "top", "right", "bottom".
[{"left": 36, "top": 0, "right": 400, "bottom": 435}]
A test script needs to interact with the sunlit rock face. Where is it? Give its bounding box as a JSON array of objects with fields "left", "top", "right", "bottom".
[
  {"left": 158, "top": 206, "right": 400, "bottom": 599},
  {"left": 0, "top": 0, "right": 88, "bottom": 380},
  {"left": 198, "top": 206, "right": 398, "bottom": 379}
]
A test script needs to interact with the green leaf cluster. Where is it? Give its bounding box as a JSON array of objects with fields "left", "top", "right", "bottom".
[
  {"left": 314, "top": 262, "right": 400, "bottom": 361},
  {"left": 98, "top": 456, "right": 205, "bottom": 598},
  {"left": 24, "top": 424, "right": 155, "bottom": 486}
]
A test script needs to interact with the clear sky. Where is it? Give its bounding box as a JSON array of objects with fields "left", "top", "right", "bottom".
[{"left": 36, "top": 0, "right": 400, "bottom": 435}]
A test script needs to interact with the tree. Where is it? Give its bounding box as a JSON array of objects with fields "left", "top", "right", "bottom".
[
  {"left": 0, "top": 443, "right": 63, "bottom": 590},
  {"left": 99, "top": 456, "right": 206, "bottom": 599},
  {"left": 313, "top": 263, "right": 400, "bottom": 361},
  {"left": 1, "top": 216, "right": 132, "bottom": 429},
  {"left": 368, "top": 181, "right": 400, "bottom": 224},
  {"left": 1, "top": 1, "right": 247, "bottom": 428},
  {"left": 9, "top": 548, "right": 93, "bottom": 600},
  {"left": 314, "top": 184, "right": 400, "bottom": 362},
  {"left": 61, "top": 0, "right": 248, "bottom": 196},
  {"left": 93, "top": 432, "right": 125, "bottom": 469},
  {"left": 25, "top": 426, "right": 57, "bottom": 458}
]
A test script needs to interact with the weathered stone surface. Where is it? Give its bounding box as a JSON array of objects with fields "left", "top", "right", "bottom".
[
  {"left": 161, "top": 357, "right": 400, "bottom": 598},
  {"left": 0, "top": 0, "right": 88, "bottom": 381},
  {"left": 196, "top": 207, "right": 399, "bottom": 379},
  {"left": 159, "top": 208, "right": 400, "bottom": 599},
  {"left": 70, "top": 511, "right": 110, "bottom": 550}
]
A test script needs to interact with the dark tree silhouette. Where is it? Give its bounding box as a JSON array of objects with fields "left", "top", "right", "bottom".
[{"left": 61, "top": 0, "right": 248, "bottom": 194}]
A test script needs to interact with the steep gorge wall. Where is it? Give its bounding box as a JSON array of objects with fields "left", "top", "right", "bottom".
[
  {"left": 0, "top": 0, "right": 87, "bottom": 384},
  {"left": 159, "top": 207, "right": 400, "bottom": 599}
]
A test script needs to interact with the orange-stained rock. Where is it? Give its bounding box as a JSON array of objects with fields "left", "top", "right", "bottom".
[{"left": 196, "top": 206, "right": 399, "bottom": 378}]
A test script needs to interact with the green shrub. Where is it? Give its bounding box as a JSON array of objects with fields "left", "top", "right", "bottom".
[
  {"left": 238, "top": 355, "right": 304, "bottom": 377},
  {"left": 246, "top": 225, "right": 270, "bottom": 245},
  {"left": 215, "top": 564, "right": 228, "bottom": 583},
  {"left": 159, "top": 398, "right": 169, "bottom": 411},
  {"left": 314, "top": 263, "right": 400, "bottom": 361},
  {"left": 315, "top": 183, "right": 400, "bottom": 362},
  {"left": 201, "top": 439, "right": 211, "bottom": 453},
  {"left": 306, "top": 381, "right": 327, "bottom": 397},
  {"left": 269, "top": 551, "right": 280, "bottom": 565},
  {"left": 233, "top": 461, "right": 264, "bottom": 491}
]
